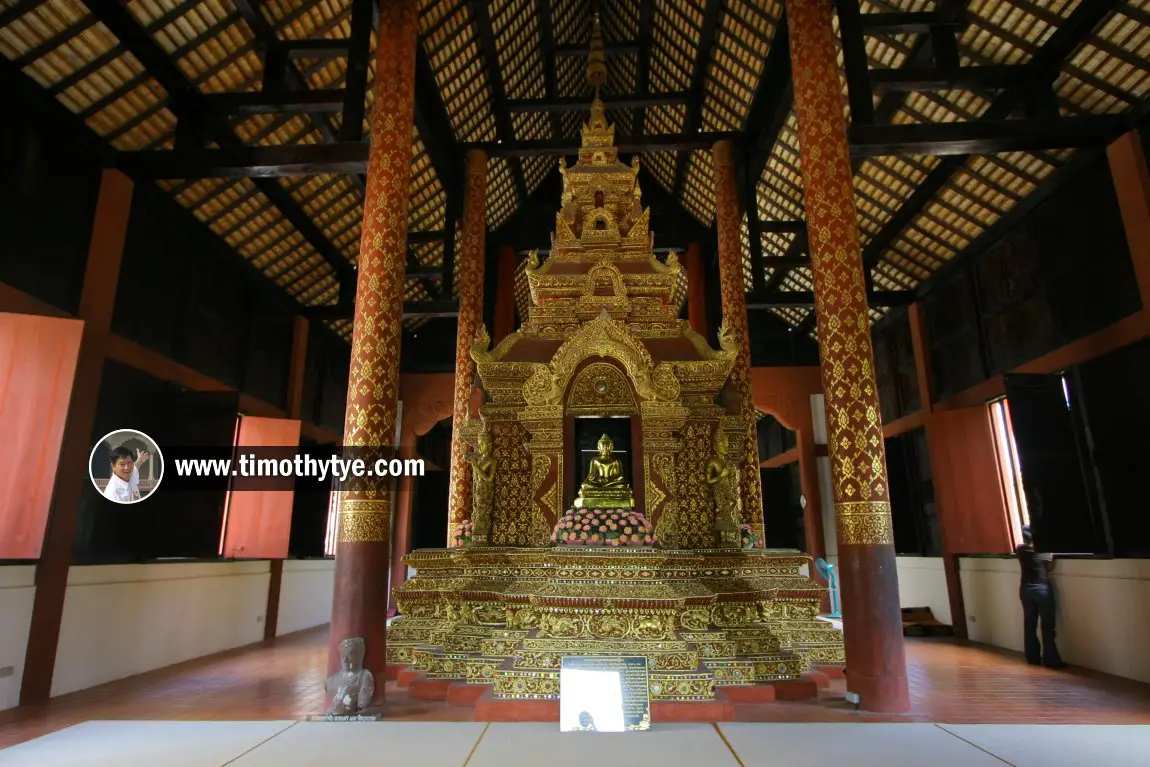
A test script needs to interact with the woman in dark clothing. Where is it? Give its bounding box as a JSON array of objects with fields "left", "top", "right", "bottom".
[{"left": 1015, "top": 525, "right": 1065, "bottom": 668}]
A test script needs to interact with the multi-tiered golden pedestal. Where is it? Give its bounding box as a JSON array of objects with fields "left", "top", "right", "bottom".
[{"left": 387, "top": 547, "right": 843, "bottom": 701}]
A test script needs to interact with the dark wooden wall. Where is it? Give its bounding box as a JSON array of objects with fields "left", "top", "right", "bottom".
[
  {"left": 0, "top": 74, "right": 99, "bottom": 315},
  {"left": 921, "top": 156, "right": 1139, "bottom": 401}
]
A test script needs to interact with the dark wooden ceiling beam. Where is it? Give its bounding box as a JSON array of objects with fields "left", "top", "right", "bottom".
[
  {"left": 636, "top": 0, "right": 654, "bottom": 133},
  {"left": 200, "top": 89, "right": 347, "bottom": 115},
  {"left": 858, "top": 10, "right": 964, "bottom": 34},
  {"left": 470, "top": 0, "right": 529, "bottom": 203},
  {"left": 0, "top": 0, "right": 47, "bottom": 28},
  {"left": 555, "top": 41, "right": 640, "bottom": 56},
  {"left": 232, "top": 0, "right": 368, "bottom": 193},
  {"left": 304, "top": 300, "right": 460, "bottom": 321},
  {"left": 850, "top": 115, "right": 1131, "bottom": 157},
  {"left": 856, "top": 0, "right": 1124, "bottom": 285},
  {"left": 745, "top": 291, "right": 913, "bottom": 309},
  {"left": 533, "top": 0, "right": 560, "bottom": 137},
  {"left": 759, "top": 220, "right": 806, "bottom": 234},
  {"left": 839, "top": 0, "right": 876, "bottom": 125},
  {"left": 79, "top": 0, "right": 355, "bottom": 285},
  {"left": 507, "top": 92, "right": 690, "bottom": 112},
  {"left": 744, "top": 11, "right": 793, "bottom": 195},
  {"left": 340, "top": 0, "right": 374, "bottom": 143},
  {"left": 869, "top": 65, "right": 1032, "bottom": 91},
  {"left": 113, "top": 142, "right": 370, "bottom": 179},
  {"left": 672, "top": 0, "right": 723, "bottom": 200},
  {"left": 282, "top": 38, "right": 352, "bottom": 58},
  {"left": 413, "top": 47, "right": 464, "bottom": 191},
  {"left": 464, "top": 131, "right": 741, "bottom": 157}
]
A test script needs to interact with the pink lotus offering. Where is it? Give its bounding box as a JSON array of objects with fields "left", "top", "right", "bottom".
[{"left": 550, "top": 508, "right": 657, "bottom": 547}]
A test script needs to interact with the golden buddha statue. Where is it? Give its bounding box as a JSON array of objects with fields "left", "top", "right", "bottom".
[
  {"left": 574, "top": 434, "right": 634, "bottom": 509},
  {"left": 706, "top": 431, "right": 742, "bottom": 548}
]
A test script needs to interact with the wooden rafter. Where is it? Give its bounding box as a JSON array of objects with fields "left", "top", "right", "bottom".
[
  {"left": 464, "top": 131, "right": 741, "bottom": 157},
  {"left": 636, "top": 0, "right": 653, "bottom": 134},
  {"left": 672, "top": 0, "right": 722, "bottom": 200},
  {"left": 850, "top": 116, "right": 1132, "bottom": 157},
  {"left": 79, "top": 0, "right": 355, "bottom": 287},
  {"left": 231, "top": 0, "right": 368, "bottom": 193},
  {"left": 304, "top": 300, "right": 461, "bottom": 321},
  {"left": 746, "top": 291, "right": 913, "bottom": 309},
  {"left": 534, "top": 0, "right": 561, "bottom": 137},
  {"left": 470, "top": 0, "right": 529, "bottom": 202},
  {"left": 507, "top": 92, "right": 690, "bottom": 112},
  {"left": 857, "top": 0, "right": 1125, "bottom": 283}
]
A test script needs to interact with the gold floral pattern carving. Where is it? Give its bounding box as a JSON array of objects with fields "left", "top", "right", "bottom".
[{"left": 788, "top": 0, "right": 896, "bottom": 548}]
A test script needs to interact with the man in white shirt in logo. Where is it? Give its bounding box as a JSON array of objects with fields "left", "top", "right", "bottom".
[{"left": 103, "top": 446, "right": 150, "bottom": 503}]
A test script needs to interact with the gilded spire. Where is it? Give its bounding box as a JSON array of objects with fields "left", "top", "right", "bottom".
[{"left": 587, "top": 12, "right": 607, "bottom": 87}]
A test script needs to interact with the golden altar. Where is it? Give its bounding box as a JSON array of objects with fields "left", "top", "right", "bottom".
[{"left": 387, "top": 88, "right": 842, "bottom": 701}]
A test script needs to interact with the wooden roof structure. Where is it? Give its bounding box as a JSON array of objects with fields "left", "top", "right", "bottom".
[{"left": 1, "top": 0, "right": 1147, "bottom": 341}]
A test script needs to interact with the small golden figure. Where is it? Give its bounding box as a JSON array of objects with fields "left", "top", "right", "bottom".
[
  {"left": 574, "top": 434, "right": 634, "bottom": 509},
  {"left": 706, "top": 430, "right": 742, "bottom": 548},
  {"left": 466, "top": 428, "right": 496, "bottom": 546}
]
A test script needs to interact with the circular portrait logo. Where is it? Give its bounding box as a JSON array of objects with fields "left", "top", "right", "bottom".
[{"left": 89, "top": 430, "right": 164, "bottom": 504}]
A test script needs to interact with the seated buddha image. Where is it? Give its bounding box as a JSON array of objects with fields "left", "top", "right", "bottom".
[{"left": 574, "top": 434, "right": 634, "bottom": 509}]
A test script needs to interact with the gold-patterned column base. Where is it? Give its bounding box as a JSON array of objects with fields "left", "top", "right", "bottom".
[
  {"left": 337, "top": 499, "right": 391, "bottom": 543},
  {"left": 835, "top": 501, "right": 895, "bottom": 546}
]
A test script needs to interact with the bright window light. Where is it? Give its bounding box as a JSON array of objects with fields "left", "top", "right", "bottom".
[
  {"left": 324, "top": 490, "right": 339, "bottom": 557},
  {"left": 989, "top": 398, "right": 1030, "bottom": 546}
]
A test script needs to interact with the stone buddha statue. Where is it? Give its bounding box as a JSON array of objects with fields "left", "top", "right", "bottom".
[
  {"left": 574, "top": 433, "right": 634, "bottom": 509},
  {"left": 324, "top": 637, "right": 375, "bottom": 715}
]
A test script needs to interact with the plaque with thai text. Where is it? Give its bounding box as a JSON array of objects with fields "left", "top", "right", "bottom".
[{"left": 559, "top": 656, "right": 651, "bottom": 732}]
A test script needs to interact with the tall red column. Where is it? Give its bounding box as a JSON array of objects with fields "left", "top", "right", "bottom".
[
  {"left": 713, "top": 141, "right": 765, "bottom": 543},
  {"left": 447, "top": 149, "right": 488, "bottom": 546},
  {"left": 787, "top": 0, "right": 909, "bottom": 712},
  {"left": 685, "top": 242, "right": 708, "bottom": 337},
  {"left": 493, "top": 245, "right": 517, "bottom": 344},
  {"left": 389, "top": 421, "right": 416, "bottom": 613},
  {"left": 21, "top": 169, "right": 133, "bottom": 704},
  {"left": 328, "top": 0, "right": 418, "bottom": 700}
]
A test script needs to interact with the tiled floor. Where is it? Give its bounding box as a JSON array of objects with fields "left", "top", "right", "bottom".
[
  {"left": 3, "top": 721, "right": 1150, "bottom": 767},
  {"left": 2, "top": 627, "right": 1149, "bottom": 752}
]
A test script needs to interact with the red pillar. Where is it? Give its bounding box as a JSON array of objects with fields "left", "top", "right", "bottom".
[
  {"left": 21, "top": 169, "right": 134, "bottom": 704},
  {"left": 713, "top": 141, "right": 765, "bottom": 543},
  {"left": 328, "top": 0, "right": 419, "bottom": 701},
  {"left": 908, "top": 302, "right": 968, "bottom": 639},
  {"left": 493, "top": 245, "right": 517, "bottom": 344},
  {"left": 796, "top": 423, "right": 826, "bottom": 562},
  {"left": 264, "top": 316, "right": 310, "bottom": 641},
  {"left": 447, "top": 149, "right": 488, "bottom": 545},
  {"left": 685, "top": 242, "right": 708, "bottom": 337},
  {"left": 388, "top": 421, "right": 417, "bottom": 613},
  {"left": 787, "top": 0, "right": 909, "bottom": 712}
]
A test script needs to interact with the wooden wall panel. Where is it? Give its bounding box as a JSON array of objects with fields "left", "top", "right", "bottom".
[
  {"left": 0, "top": 313, "right": 84, "bottom": 559},
  {"left": 221, "top": 416, "right": 302, "bottom": 560},
  {"left": 927, "top": 407, "right": 1012, "bottom": 555}
]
